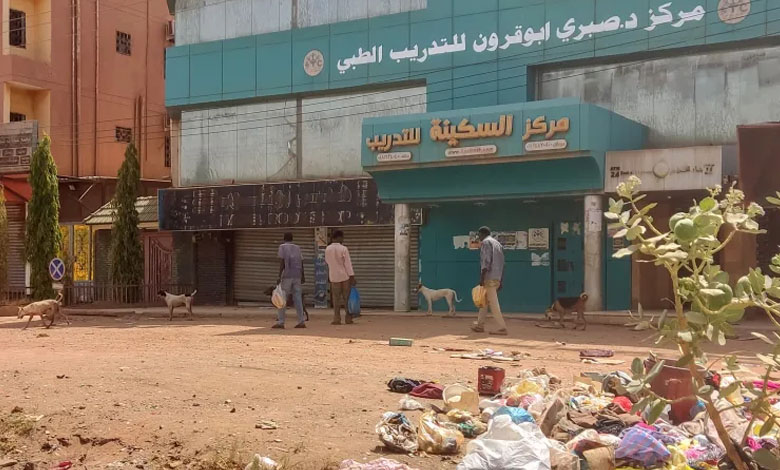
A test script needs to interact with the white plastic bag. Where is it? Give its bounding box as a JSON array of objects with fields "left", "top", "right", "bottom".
[
  {"left": 271, "top": 284, "right": 286, "bottom": 309},
  {"left": 244, "top": 455, "right": 278, "bottom": 470},
  {"left": 457, "top": 415, "right": 551, "bottom": 470}
]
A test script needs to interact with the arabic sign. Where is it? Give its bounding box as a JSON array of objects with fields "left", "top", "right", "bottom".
[
  {"left": 337, "top": 2, "right": 708, "bottom": 75},
  {"left": 158, "top": 178, "right": 423, "bottom": 231},
  {"left": 605, "top": 146, "right": 734, "bottom": 192},
  {"left": 365, "top": 113, "right": 570, "bottom": 161},
  {"left": 0, "top": 121, "right": 38, "bottom": 174},
  {"left": 528, "top": 228, "right": 550, "bottom": 250}
]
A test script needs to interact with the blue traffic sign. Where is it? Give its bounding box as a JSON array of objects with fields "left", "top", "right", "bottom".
[{"left": 49, "top": 258, "right": 65, "bottom": 281}]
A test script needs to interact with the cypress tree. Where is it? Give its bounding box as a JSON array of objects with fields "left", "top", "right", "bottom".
[
  {"left": 110, "top": 142, "right": 143, "bottom": 287},
  {"left": 25, "top": 136, "right": 61, "bottom": 300},
  {"left": 0, "top": 185, "right": 7, "bottom": 297}
]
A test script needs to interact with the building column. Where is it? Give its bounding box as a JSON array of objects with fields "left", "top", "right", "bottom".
[
  {"left": 394, "top": 204, "right": 411, "bottom": 312},
  {"left": 584, "top": 195, "right": 604, "bottom": 311}
]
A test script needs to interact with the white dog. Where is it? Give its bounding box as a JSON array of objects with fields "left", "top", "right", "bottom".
[
  {"left": 416, "top": 283, "right": 462, "bottom": 316},
  {"left": 17, "top": 293, "right": 68, "bottom": 330},
  {"left": 157, "top": 290, "right": 197, "bottom": 321}
]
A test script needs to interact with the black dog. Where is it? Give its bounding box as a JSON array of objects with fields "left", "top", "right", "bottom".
[{"left": 263, "top": 285, "right": 310, "bottom": 321}]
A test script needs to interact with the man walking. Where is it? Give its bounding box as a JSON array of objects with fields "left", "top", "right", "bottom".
[
  {"left": 324, "top": 230, "right": 356, "bottom": 325},
  {"left": 472, "top": 226, "right": 508, "bottom": 335},
  {"left": 273, "top": 232, "right": 306, "bottom": 329}
]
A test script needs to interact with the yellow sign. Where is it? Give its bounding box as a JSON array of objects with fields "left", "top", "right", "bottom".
[
  {"left": 430, "top": 114, "right": 513, "bottom": 147},
  {"left": 365, "top": 128, "right": 421, "bottom": 152},
  {"left": 521, "top": 116, "right": 570, "bottom": 142}
]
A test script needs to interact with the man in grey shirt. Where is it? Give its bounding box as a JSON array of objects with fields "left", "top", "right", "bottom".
[
  {"left": 273, "top": 232, "right": 306, "bottom": 329},
  {"left": 472, "top": 226, "right": 508, "bottom": 335}
]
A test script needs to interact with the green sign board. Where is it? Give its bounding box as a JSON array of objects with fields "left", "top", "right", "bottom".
[{"left": 166, "top": 0, "right": 779, "bottom": 110}]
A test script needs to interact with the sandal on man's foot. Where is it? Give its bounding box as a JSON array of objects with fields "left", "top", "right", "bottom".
[
  {"left": 271, "top": 323, "right": 284, "bottom": 329},
  {"left": 471, "top": 325, "right": 485, "bottom": 333},
  {"left": 294, "top": 323, "right": 306, "bottom": 329},
  {"left": 489, "top": 329, "right": 508, "bottom": 336}
]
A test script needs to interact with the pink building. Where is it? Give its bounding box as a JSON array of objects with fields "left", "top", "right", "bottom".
[{"left": 0, "top": 0, "right": 172, "bottom": 289}]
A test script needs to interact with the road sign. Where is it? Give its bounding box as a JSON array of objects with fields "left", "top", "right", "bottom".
[{"left": 49, "top": 258, "right": 65, "bottom": 281}]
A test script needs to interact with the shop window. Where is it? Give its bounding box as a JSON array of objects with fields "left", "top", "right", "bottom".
[
  {"left": 9, "top": 112, "right": 26, "bottom": 122},
  {"left": 9, "top": 9, "right": 26, "bottom": 48},
  {"left": 115, "top": 127, "right": 132, "bottom": 143},
  {"left": 164, "top": 136, "right": 171, "bottom": 168},
  {"left": 116, "top": 31, "right": 131, "bottom": 55}
]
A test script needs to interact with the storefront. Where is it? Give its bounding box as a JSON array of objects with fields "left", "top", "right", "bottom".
[
  {"left": 158, "top": 178, "right": 420, "bottom": 307},
  {"left": 362, "top": 99, "right": 647, "bottom": 313}
]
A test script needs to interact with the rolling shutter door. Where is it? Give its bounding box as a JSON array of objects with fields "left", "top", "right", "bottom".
[
  {"left": 234, "top": 228, "right": 315, "bottom": 303},
  {"left": 7, "top": 204, "right": 25, "bottom": 289},
  {"left": 340, "top": 226, "right": 419, "bottom": 308}
]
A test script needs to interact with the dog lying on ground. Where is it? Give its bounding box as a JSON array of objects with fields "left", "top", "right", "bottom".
[
  {"left": 544, "top": 293, "right": 588, "bottom": 330},
  {"left": 415, "top": 283, "right": 462, "bottom": 317},
  {"left": 157, "top": 290, "right": 197, "bottom": 321},
  {"left": 263, "top": 286, "right": 310, "bottom": 321},
  {"left": 17, "top": 293, "right": 67, "bottom": 330}
]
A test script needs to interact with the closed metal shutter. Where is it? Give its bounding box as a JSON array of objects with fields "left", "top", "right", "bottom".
[
  {"left": 7, "top": 204, "right": 26, "bottom": 289},
  {"left": 234, "top": 228, "right": 315, "bottom": 303},
  {"left": 340, "top": 226, "right": 419, "bottom": 308}
]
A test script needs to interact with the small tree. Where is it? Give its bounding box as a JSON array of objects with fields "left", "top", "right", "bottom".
[
  {"left": 608, "top": 176, "right": 780, "bottom": 469},
  {"left": 110, "top": 143, "right": 143, "bottom": 287},
  {"left": 25, "top": 136, "right": 61, "bottom": 300},
  {"left": 0, "top": 184, "right": 8, "bottom": 298}
]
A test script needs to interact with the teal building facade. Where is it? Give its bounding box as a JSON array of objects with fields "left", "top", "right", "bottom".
[{"left": 163, "top": 0, "right": 780, "bottom": 311}]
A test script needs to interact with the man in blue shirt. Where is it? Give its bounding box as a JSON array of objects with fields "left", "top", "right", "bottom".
[
  {"left": 273, "top": 232, "right": 306, "bottom": 329},
  {"left": 472, "top": 226, "right": 508, "bottom": 335}
]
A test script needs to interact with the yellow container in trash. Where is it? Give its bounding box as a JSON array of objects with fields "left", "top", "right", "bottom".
[
  {"left": 472, "top": 285, "right": 487, "bottom": 308},
  {"left": 443, "top": 384, "right": 479, "bottom": 413}
]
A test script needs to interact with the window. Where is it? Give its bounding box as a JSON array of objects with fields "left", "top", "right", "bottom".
[
  {"left": 116, "top": 31, "right": 131, "bottom": 55},
  {"left": 115, "top": 127, "right": 132, "bottom": 143},
  {"left": 9, "top": 112, "right": 26, "bottom": 122},
  {"left": 9, "top": 9, "right": 26, "bottom": 48},
  {"left": 164, "top": 136, "right": 171, "bottom": 168}
]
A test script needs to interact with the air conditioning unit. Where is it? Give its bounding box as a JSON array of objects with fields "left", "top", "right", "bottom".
[{"left": 166, "top": 19, "right": 175, "bottom": 41}]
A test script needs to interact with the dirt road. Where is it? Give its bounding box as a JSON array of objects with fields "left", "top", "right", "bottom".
[{"left": 0, "top": 311, "right": 768, "bottom": 469}]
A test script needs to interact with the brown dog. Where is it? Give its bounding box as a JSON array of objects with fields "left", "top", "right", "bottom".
[
  {"left": 544, "top": 293, "right": 588, "bottom": 330},
  {"left": 17, "top": 293, "right": 68, "bottom": 330},
  {"left": 263, "top": 286, "right": 310, "bottom": 321}
]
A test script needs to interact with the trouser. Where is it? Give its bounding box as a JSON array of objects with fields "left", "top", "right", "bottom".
[
  {"left": 276, "top": 278, "right": 305, "bottom": 325},
  {"left": 331, "top": 280, "right": 352, "bottom": 322},
  {"left": 475, "top": 279, "right": 507, "bottom": 330}
]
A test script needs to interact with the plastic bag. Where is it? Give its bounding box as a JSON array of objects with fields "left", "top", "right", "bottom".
[
  {"left": 456, "top": 415, "right": 551, "bottom": 470},
  {"left": 348, "top": 288, "right": 361, "bottom": 316},
  {"left": 244, "top": 455, "right": 278, "bottom": 470},
  {"left": 376, "top": 412, "right": 418, "bottom": 454},
  {"left": 398, "top": 395, "right": 424, "bottom": 411},
  {"left": 494, "top": 406, "right": 535, "bottom": 424},
  {"left": 418, "top": 411, "right": 464, "bottom": 455},
  {"left": 271, "top": 285, "right": 286, "bottom": 309},
  {"left": 472, "top": 285, "right": 487, "bottom": 309}
]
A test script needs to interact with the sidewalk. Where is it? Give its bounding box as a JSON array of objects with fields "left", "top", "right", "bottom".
[{"left": 59, "top": 304, "right": 662, "bottom": 326}]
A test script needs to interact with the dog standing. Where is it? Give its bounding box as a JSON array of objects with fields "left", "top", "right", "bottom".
[
  {"left": 157, "top": 290, "right": 197, "bottom": 321},
  {"left": 17, "top": 293, "right": 67, "bottom": 330},
  {"left": 545, "top": 293, "right": 588, "bottom": 330},
  {"left": 416, "top": 283, "right": 462, "bottom": 316},
  {"left": 263, "top": 285, "right": 309, "bottom": 321}
]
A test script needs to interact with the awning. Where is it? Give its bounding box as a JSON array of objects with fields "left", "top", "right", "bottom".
[
  {"left": 0, "top": 176, "right": 32, "bottom": 204},
  {"left": 83, "top": 196, "right": 158, "bottom": 226}
]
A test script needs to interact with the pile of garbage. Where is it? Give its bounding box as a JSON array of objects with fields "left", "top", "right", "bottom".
[{"left": 378, "top": 363, "right": 780, "bottom": 469}]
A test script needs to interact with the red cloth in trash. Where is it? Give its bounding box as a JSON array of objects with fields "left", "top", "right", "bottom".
[
  {"left": 409, "top": 383, "right": 444, "bottom": 399},
  {"left": 612, "top": 396, "right": 633, "bottom": 413}
]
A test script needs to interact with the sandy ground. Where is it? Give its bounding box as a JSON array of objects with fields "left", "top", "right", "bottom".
[{"left": 0, "top": 310, "right": 771, "bottom": 469}]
